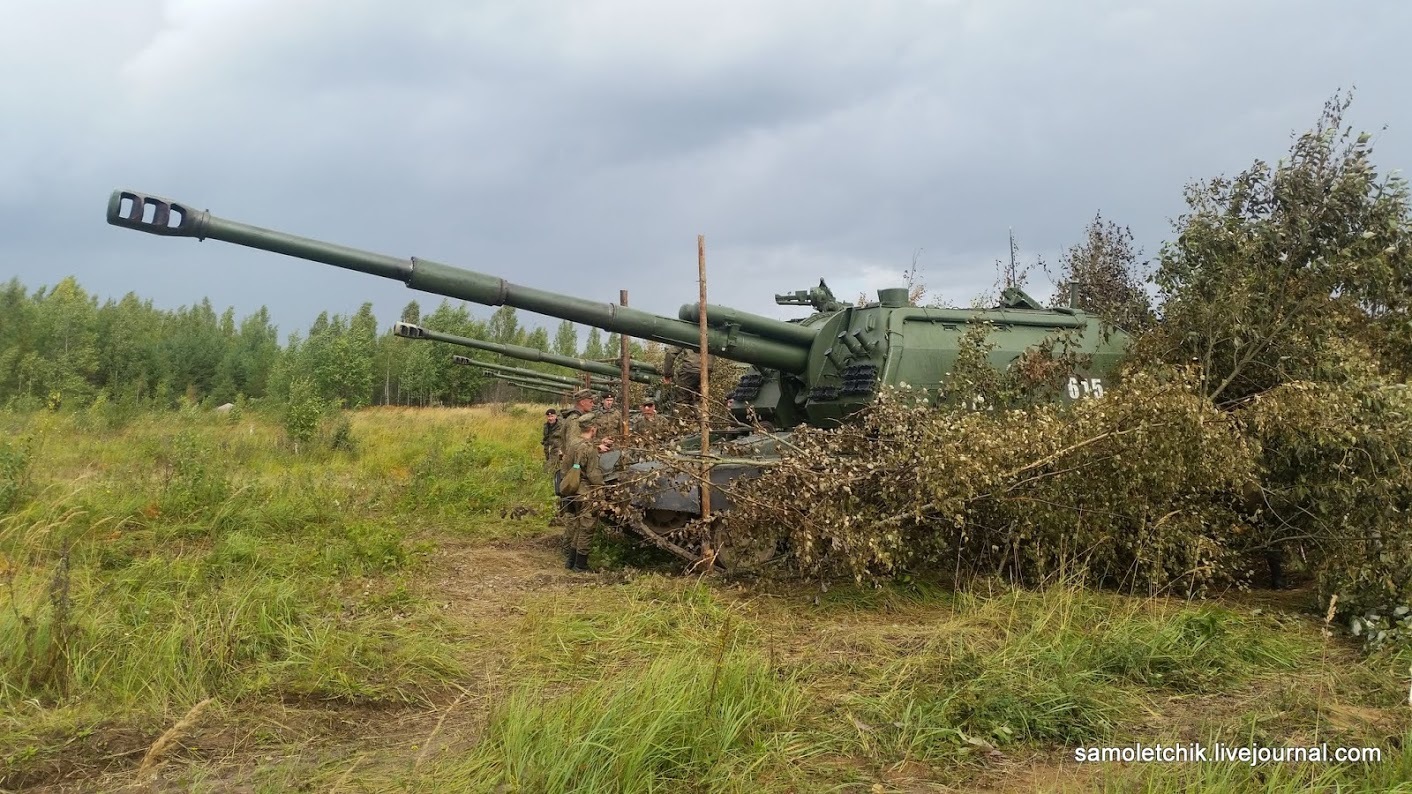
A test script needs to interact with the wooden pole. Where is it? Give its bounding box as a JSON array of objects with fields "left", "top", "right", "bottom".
[
  {"left": 619, "top": 290, "right": 630, "bottom": 439},
  {"left": 697, "top": 234, "right": 711, "bottom": 525}
]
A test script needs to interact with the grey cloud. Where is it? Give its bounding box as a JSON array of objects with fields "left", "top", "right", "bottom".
[{"left": 1, "top": 0, "right": 1409, "bottom": 341}]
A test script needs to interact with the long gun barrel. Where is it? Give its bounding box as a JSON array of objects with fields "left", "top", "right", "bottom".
[
  {"left": 454, "top": 357, "right": 609, "bottom": 395},
  {"left": 483, "top": 376, "right": 571, "bottom": 398},
  {"left": 491, "top": 375, "right": 573, "bottom": 395},
  {"left": 452, "top": 355, "right": 616, "bottom": 389},
  {"left": 467, "top": 366, "right": 575, "bottom": 396},
  {"left": 109, "top": 190, "right": 811, "bottom": 374},
  {"left": 676, "top": 304, "right": 817, "bottom": 345},
  {"left": 395, "top": 322, "right": 657, "bottom": 382}
]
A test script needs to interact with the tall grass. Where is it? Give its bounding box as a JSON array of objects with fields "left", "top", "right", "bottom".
[
  {"left": 430, "top": 650, "right": 805, "bottom": 793},
  {"left": 806, "top": 584, "right": 1310, "bottom": 766},
  {"left": 403, "top": 581, "right": 826, "bottom": 791},
  {"left": 4, "top": 406, "right": 1411, "bottom": 792},
  {"left": 425, "top": 576, "right": 1402, "bottom": 792},
  {"left": 0, "top": 405, "right": 547, "bottom": 785},
  {"left": 1094, "top": 734, "right": 1412, "bottom": 793}
]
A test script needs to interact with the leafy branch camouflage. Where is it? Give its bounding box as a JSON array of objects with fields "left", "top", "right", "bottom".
[
  {"left": 1050, "top": 213, "right": 1154, "bottom": 333},
  {"left": 726, "top": 366, "right": 1255, "bottom": 594},
  {"left": 709, "top": 92, "right": 1412, "bottom": 651}
]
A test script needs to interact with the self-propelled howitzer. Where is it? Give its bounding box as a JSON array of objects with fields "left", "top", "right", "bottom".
[
  {"left": 107, "top": 190, "right": 1128, "bottom": 426},
  {"left": 107, "top": 189, "right": 1134, "bottom": 570},
  {"left": 452, "top": 355, "right": 618, "bottom": 391},
  {"left": 479, "top": 372, "right": 572, "bottom": 399},
  {"left": 484, "top": 373, "right": 575, "bottom": 398},
  {"left": 395, "top": 322, "right": 659, "bottom": 382}
]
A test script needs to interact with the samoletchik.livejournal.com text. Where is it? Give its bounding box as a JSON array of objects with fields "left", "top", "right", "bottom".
[{"left": 1074, "top": 743, "right": 1382, "bottom": 765}]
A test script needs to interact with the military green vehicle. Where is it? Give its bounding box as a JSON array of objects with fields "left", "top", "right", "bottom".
[
  {"left": 394, "top": 322, "right": 660, "bottom": 382},
  {"left": 439, "top": 357, "right": 574, "bottom": 399},
  {"left": 107, "top": 189, "right": 1133, "bottom": 570},
  {"left": 478, "top": 371, "right": 572, "bottom": 400},
  {"left": 451, "top": 355, "right": 620, "bottom": 391}
]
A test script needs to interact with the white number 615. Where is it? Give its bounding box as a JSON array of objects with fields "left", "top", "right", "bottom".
[{"left": 1068, "top": 377, "right": 1105, "bottom": 399}]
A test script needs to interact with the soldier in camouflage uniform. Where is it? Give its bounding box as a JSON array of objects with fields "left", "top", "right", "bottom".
[
  {"left": 630, "top": 399, "right": 664, "bottom": 440},
  {"left": 594, "top": 393, "right": 621, "bottom": 452},
  {"left": 559, "top": 415, "right": 606, "bottom": 572},
  {"left": 541, "top": 409, "right": 559, "bottom": 465},
  {"left": 663, "top": 347, "right": 703, "bottom": 412},
  {"left": 548, "top": 390, "right": 598, "bottom": 530},
  {"left": 548, "top": 390, "right": 598, "bottom": 469}
]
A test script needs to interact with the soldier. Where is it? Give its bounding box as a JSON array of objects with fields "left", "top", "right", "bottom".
[
  {"left": 549, "top": 389, "right": 599, "bottom": 497},
  {"left": 559, "top": 416, "right": 606, "bottom": 572},
  {"left": 541, "top": 409, "right": 559, "bottom": 464},
  {"left": 591, "top": 392, "right": 620, "bottom": 452},
  {"left": 631, "top": 398, "right": 663, "bottom": 437},
  {"left": 663, "top": 347, "right": 703, "bottom": 408},
  {"left": 548, "top": 390, "right": 597, "bottom": 461}
]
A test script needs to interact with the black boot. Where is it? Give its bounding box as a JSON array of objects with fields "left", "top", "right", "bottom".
[
  {"left": 565, "top": 547, "right": 576, "bottom": 570},
  {"left": 572, "top": 551, "right": 591, "bottom": 572}
]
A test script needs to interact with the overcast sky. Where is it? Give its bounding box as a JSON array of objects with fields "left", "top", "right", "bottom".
[{"left": 2, "top": 0, "right": 1409, "bottom": 341}]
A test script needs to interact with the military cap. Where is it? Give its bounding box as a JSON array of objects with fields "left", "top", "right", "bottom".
[{"left": 572, "top": 388, "right": 594, "bottom": 401}]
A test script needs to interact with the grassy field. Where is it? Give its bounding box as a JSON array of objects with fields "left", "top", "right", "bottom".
[{"left": 2, "top": 404, "right": 1410, "bottom": 792}]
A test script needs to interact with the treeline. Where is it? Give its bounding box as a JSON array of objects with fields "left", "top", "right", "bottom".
[{"left": 0, "top": 278, "right": 650, "bottom": 411}]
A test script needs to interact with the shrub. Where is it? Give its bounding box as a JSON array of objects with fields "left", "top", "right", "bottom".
[{"left": 730, "top": 368, "right": 1255, "bottom": 595}]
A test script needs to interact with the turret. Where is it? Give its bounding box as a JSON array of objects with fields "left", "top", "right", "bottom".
[{"left": 394, "top": 322, "right": 656, "bottom": 383}]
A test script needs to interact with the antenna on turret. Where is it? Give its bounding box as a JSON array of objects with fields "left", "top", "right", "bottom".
[{"left": 1005, "top": 228, "right": 1020, "bottom": 288}]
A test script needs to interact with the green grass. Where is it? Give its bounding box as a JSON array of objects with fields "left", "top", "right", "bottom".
[
  {"left": 401, "top": 576, "right": 1411, "bottom": 792},
  {"left": 426, "top": 650, "right": 806, "bottom": 793},
  {"left": 0, "top": 404, "right": 545, "bottom": 787},
  {"left": 1092, "top": 734, "right": 1412, "bottom": 793},
  {"left": 3, "top": 404, "right": 1412, "bottom": 792},
  {"left": 410, "top": 581, "right": 815, "bottom": 792},
  {"left": 799, "top": 584, "right": 1307, "bottom": 751}
]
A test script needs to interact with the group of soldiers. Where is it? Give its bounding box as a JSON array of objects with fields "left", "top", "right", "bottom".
[
  {"left": 539, "top": 388, "right": 666, "bottom": 572},
  {"left": 530, "top": 347, "right": 707, "bottom": 573}
]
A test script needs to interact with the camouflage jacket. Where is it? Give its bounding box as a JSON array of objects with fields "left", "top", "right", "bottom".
[
  {"left": 593, "top": 410, "right": 624, "bottom": 447},
  {"left": 664, "top": 348, "right": 702, "bottom": 379},
  {"left": 547, "top": 410, "right": 596, "bottom": 459},
  {"left": 630, "top": 412, "right": 665, "bottom": 436},
  {"left": 560, "top": 436, "right": 605, "bottom": 492}
]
